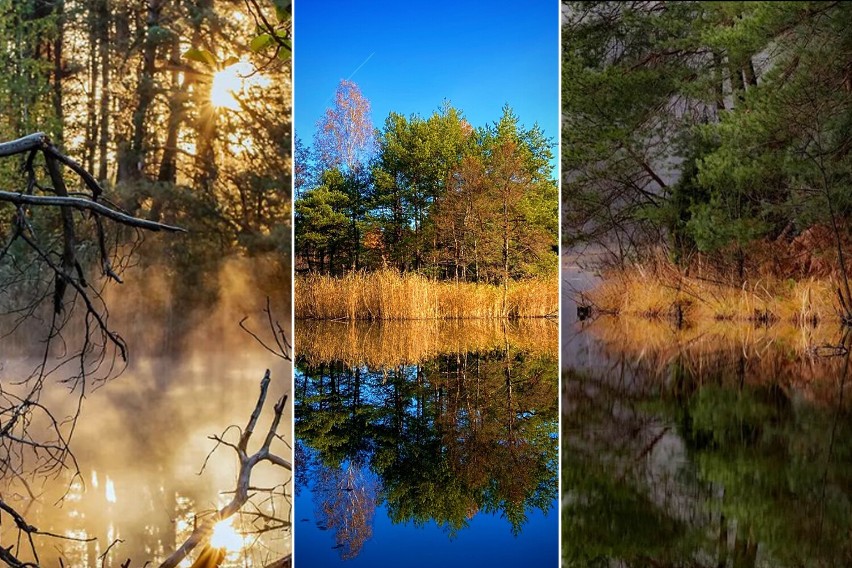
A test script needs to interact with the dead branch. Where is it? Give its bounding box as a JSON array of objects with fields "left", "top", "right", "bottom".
[
  {"left": 0, "top": 192, "right": 185, "bottom": 233},
  {"left": 238, "top": 298, "right": 292, "bottom": 362},
  {"left": 0, "top": 132, "right": 185, "bottom": 313},
  {"left": 0, "top": 497, "right": 96, "bottom": 568},
  {"left": 0, "top": 132, "right": 185, "bottom": 568},
  {"left": 99, "top": 539, "right": 125, "bottom": 568},
  {"left": 264, "top": 556, "right": 292, "bottom": 568},
  {"left": 158, "top": 370, "right": 291, "bottom": 568}
]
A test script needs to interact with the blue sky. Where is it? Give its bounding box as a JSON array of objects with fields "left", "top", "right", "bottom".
[{"left": 295, "top": 0, "right": 558, "bottom": 169}]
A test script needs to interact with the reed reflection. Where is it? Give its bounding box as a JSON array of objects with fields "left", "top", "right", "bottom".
[
  {"left": 564, "top": 318, "right": 852, "bottom": 567},
  {"left": 296, "top": 320, "right": 558, "bottom": 562}
]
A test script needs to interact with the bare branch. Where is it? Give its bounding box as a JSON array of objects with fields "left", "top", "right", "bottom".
[
  {"left": 158, "top": 369, "right": 290, "bottom": 568},
  {"left": 0, "top": 192, "right": 186, "bottom": 233}
]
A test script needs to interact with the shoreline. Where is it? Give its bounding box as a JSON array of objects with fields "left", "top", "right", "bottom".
[
  {"left": 577, "top": 264, "right": 850, "bottom": 328},
  {"left": 295, "top": 270, "right": 558, "bottom": 321}
]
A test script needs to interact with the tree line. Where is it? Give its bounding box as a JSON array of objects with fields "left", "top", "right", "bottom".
[
  {"left": 295, "top": 80, "right": 558, "bottom": 284},
  {"left": 563, "top": 1, "right": 852, "bottom": 289}
]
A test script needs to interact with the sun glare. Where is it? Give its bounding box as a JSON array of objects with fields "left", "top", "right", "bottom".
[
  {"left": 209, "top": 517, "right": 243, "bottom": 552},
  {"left": 210, "top": 60, "right": 271, "bottom": 110},
  {"left": 211, "top": 63, "right": 243, "bottom": 110}
]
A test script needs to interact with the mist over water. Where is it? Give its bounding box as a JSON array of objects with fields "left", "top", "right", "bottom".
[{"left": 0, "top": 256, "right": 292, "bottom": 567}]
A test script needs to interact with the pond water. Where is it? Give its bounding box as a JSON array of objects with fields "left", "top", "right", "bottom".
[
  {"left": 562, "top": 262, "right": 852, "bottom": 567},
  {"left": 0, "top": 267, "right": 292, "bottom": 568},
  {"left": 294, "top": 320, "right": 559, "bottom": 567}
]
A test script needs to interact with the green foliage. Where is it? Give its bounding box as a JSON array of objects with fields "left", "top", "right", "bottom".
[
  {"left": 298, "top": 95, "right": 558, "bottom": 281},
  {"left": 563, "top": 1, "right": 852, "bottom": 278},
  {"left": 687, "top": 198, "right": 768, "bottom": 253},
  {"left": 250, "top": 0, "right": 292, "bottom": 57},
  {"left": 273, "top": 0, "right": 292, "bottom": 24},
  {"left": 295, "top": 172, "right": 351, "bottom": 273},
  {"left": 563, "top": 1, "right": 711, "bottom": 240},
  {"left": 0, "top": 0, "right": 60, "bottom": 147},
  {"left": 182, "top": 47, "right": 218, "bottom": 67},
  {"left": 370, "top": 103, "right": 472, "bottom": 272}
]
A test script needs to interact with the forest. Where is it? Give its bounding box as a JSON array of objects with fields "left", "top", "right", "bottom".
[
  {"left": 563, "top": 1, "right": 852, "bottom": 325},
  {"left": 0, "top": 0, "right": 292, "bottom": 292},
  {"left": 562, "top": 4, "right": 852, "bottom": 566},
  {"left": 0, "top": 1, "right": 292, "bottom": 567},
  {"left": 294, "top": 81, "right": 558, "bottom": 319}
]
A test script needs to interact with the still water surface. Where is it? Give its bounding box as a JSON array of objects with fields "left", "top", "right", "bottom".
[
  {"left": 0, "top": 287, "right": 291, "bottom": 567},
  {"left": 563, "top": 268, "right": 852, "bottom": 567},
  {"left": 295, "top": 320, "right": 558, "bottom": 567}
]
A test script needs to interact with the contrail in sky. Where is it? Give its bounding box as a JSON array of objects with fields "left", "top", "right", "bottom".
[
  {"left": 346, "top": 52, "right": 375, "bottom": 80},
  {"left": 322, "top": 52, "right": 377, "bottom": 107}
]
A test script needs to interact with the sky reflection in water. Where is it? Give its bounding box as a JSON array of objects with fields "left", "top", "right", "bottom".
[{"left": 295, "top": 319, "right": 559, "bottom": 567}]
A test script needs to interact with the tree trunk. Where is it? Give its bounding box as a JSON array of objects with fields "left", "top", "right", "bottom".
[
  {"left": 191, "top": 0, "right": 217, "bottom": 194},
  {"left": 118, "top": 0, "right": 162, "bottom": 182},
  {"left": 157, "top": 38, "right": 183, "bottom": 185},
  {"left": 86, "top": 4, "right": 98, "bottom": 171},
  {"left": 729, "top": 59, "right": 746, "bottom": 108},
  {"left": 96, "top": 0, "right": 110, "bottom": 182},
  {"left": 52, "top": 0, "right": 64, "bottom": 149},
  {"left": 502, "top": 192, "right": 510, "bottom": 315},
  {"left": 713, "top": 51, "right": 726, "bottom": 113},
  {"left": 744, "top": 57, "right": 758, "bottom": 88}
]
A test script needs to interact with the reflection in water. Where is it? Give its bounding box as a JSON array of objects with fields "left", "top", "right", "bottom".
[
  {"left": 563, "top": 316, "right": 852, "bottom": 567},
  {"left": 310, "top": 459, "right": 378, "bottom": 559},
  {"left": 296, "top": 320, "right": 558, "bottom": 566},
  {"left": 0, "top": 271, "right": 292, "bottom": 568},
  {"left": 297, "top": 319, "right": 558, "bottom": 367}
]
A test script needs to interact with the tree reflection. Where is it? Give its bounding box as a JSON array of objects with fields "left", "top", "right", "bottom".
[
  {"left": 563, "top": 329, "right": 852, "bottom": 567},
  {"left": 296, "top": 342, "right": 557, "bottom": 558},
  {"left": 313, "top": 461, "right": 377, "bottom": 560}
]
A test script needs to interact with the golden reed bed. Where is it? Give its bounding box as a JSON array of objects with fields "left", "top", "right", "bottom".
[
  {"left": 296, "top": 270, "right": 557, "bottom": 320},
  {"left": 587, "top": 264, "right": 843, "bottom": 326},
  {"left": 296, "top": 319, "right": 558, "bottom": 367}
]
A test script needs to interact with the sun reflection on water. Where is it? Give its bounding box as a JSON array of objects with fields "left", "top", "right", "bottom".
[
  {"left": 105, "top": 477, "right": 117, "bottom": 503},
  {"left": 0, "top": 331, "right": 291, "bottom": 567},
  {"left": 210, "top": 517, "right": 243, "bottom": 552}
]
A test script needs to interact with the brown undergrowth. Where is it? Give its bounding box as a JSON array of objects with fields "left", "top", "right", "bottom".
[
  {"left": 582, "top": 226, "right": 852, "bottom": 326},
  {"left": 297, "top": 319, "right": 558, "bottom": 367},
  {"left": 296, "top": 270, "right": 557, "bottom": 320}
]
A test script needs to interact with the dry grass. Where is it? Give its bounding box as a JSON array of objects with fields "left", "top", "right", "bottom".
[
  {"left": 297, "top": 319, "right": 558, "bottom": 367},
  {"left": 296, "top": 270, "right": 557, "bottom": 320},
  {"left": 587, "top": 263, "right": 843, "bottom": 326}
]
